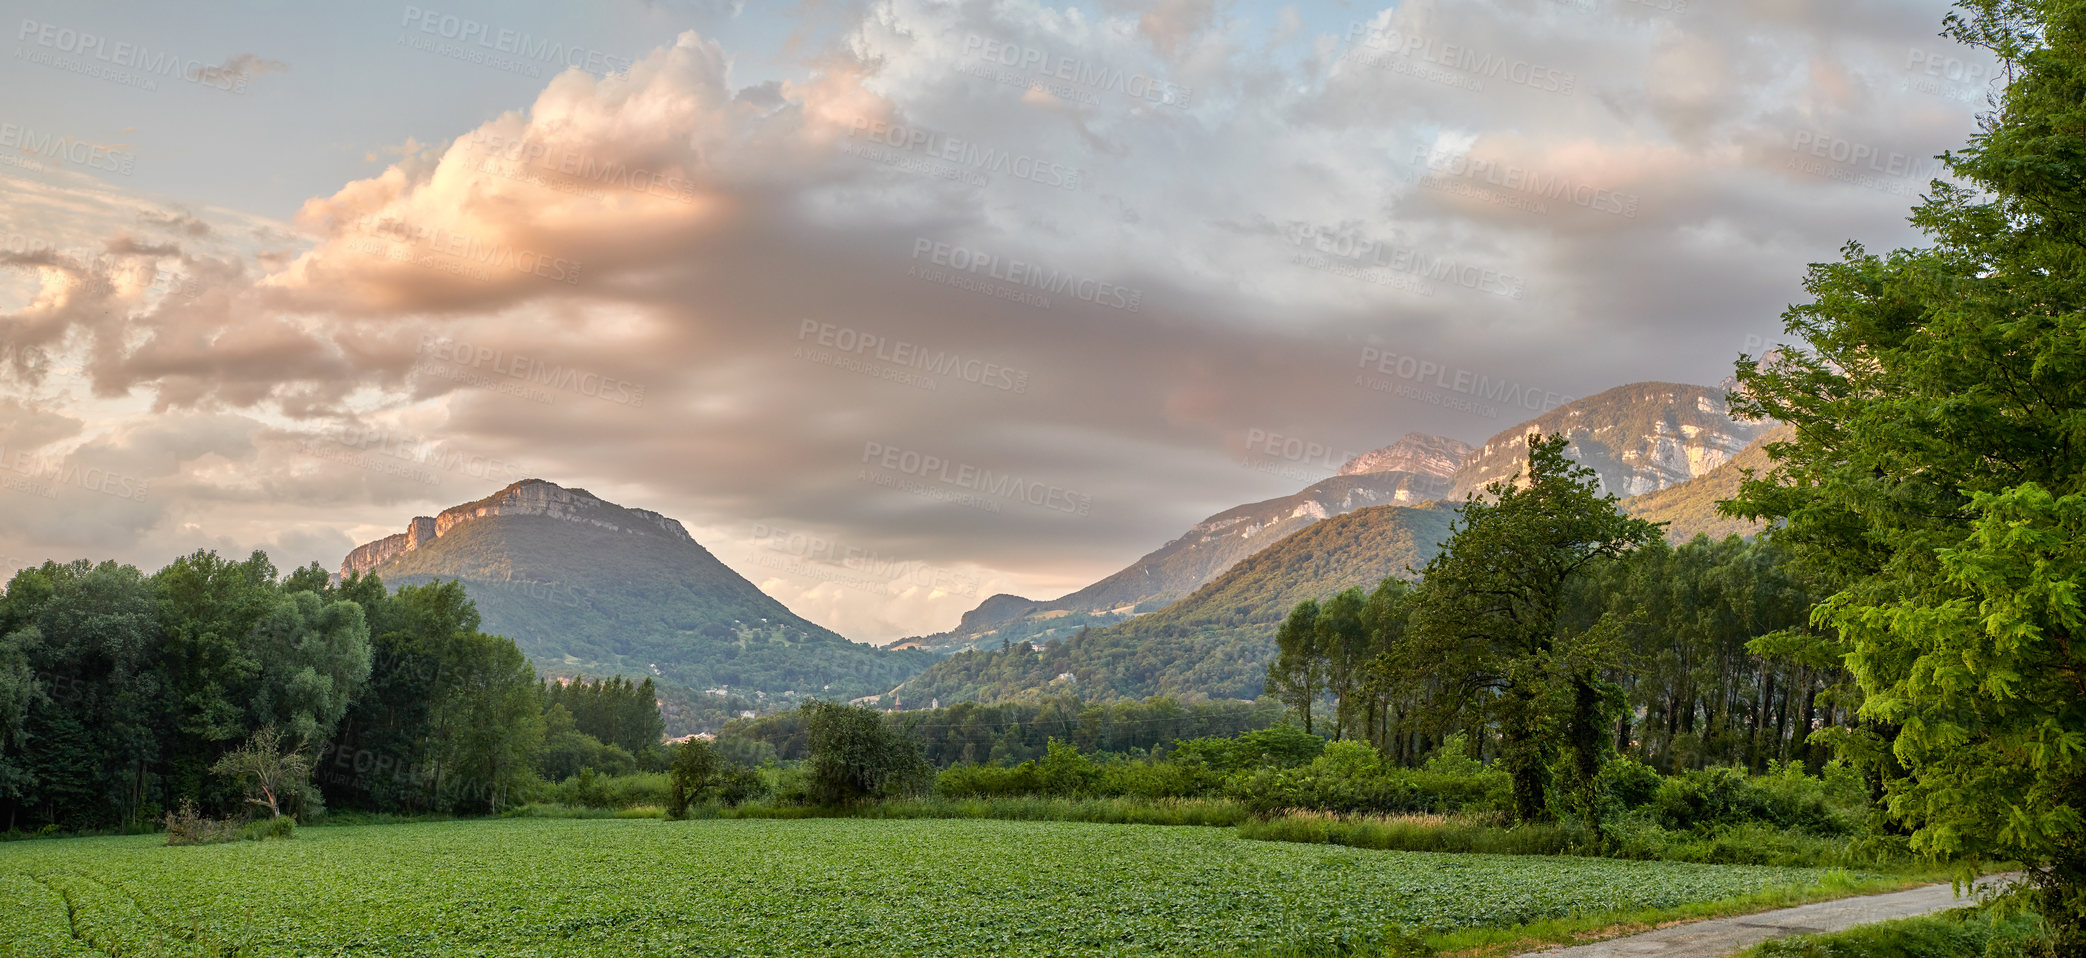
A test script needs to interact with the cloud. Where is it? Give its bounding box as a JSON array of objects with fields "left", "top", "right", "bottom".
[{"left": 0, "top": 0, "right": 1996, "bottom": 640}]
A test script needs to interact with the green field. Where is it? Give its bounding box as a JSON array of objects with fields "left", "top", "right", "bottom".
[{"left": 0, "top": 818, "right": 1857, "bottom": 957}]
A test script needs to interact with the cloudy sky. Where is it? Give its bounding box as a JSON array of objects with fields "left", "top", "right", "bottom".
[{"left": 0, "top": 0, "right": 1996, "bottom": 641}]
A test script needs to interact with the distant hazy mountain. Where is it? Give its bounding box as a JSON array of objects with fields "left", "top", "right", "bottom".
[
  {"left": 896, "top": 502, "right": 1459, "bottom": 704},
  {"left": 1448, "top": 382, "right": 1767, "bottom": 500},
  {"left": 895, "top": 384, "right": 1778, "bottom": 705},
  {"left": 340, "top": 480, "right": 932, "bottom": 718},
  {"left": 898, "top": 383, "right": 1762, "bottom": 658},
  {"left": 889, "top": 433, "right": 1471, "bottom": 652}
]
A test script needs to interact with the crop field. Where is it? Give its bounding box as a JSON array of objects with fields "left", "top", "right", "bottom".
[{"left": 1, "top": 818, "right": 1850, "bottom": 957}]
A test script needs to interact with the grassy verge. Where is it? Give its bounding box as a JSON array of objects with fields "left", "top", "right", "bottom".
[
  {"left": 1426, "top": 869, "right": 1961, "bottom": 958},
  {"left": 1737, "top": 905, "right": 2049, "bottom": 958},
  {"left": 1240, "top": 809, "right": 1922, "bottom": 869}
]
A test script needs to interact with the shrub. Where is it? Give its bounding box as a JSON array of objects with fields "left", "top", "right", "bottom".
[
  {"left": 237, "top": 816, "right": 296, "bottom": 841},
  {"left": 1599, "top": 757, "right": 1663, "bottom": 811},
  {"left": 1227, "top": 747, "right": 1509, "bottom": 817},
  {"left": 161, "top": 801, "right": 240, "bottom": 846}
]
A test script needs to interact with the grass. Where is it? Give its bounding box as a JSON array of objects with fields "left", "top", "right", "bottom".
[
  {"left": 1424, "top": 869, "right": 1955, "bottom": 958},
  {"left": 1738, "top": 904, "right": 2050, "bottom": 957},
  {"left": 0, "top": 816, "right": 1874, "bottom": 956},
  {"left": 1239, "top": 810, "right": 1575, "bottom": 857},
  {"left": 702, "top": 795, "right": 1252, "bottom": 827}
]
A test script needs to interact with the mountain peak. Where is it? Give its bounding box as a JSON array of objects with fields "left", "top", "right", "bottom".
[
  {"left": 339, "top": 478, "right": 692, "bottom": 579},
  {"left": 1336, "top": 433, "right": 1474, "bottom": 479}
]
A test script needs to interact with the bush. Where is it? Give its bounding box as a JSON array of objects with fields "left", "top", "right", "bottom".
[
  {"left": 534, "top": 771, "right": 672, "bottom": 809},
  {"left": 1654, "top": 764, "right": 1860, "bottom": 836},
  {"left": 161, "top": 801, "right": 240, "bottom": 846},
  {"left": 1239, "top": 810, "right": 1575, "bottom": 856},
  {"left": 1169, "top": 724, "right": 1325, "bottom": 773},
  {"left": 1227, "top": 747, "right": 1510, "bottom": 818},
  {"left": 1600, "top": 756, "right": 1663, "bottom": 811},
  {"left": 237, "top": 816, "right": 296, "bottom": 841}
]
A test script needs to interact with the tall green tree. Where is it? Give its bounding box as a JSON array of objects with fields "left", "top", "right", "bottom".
[
  {"left": 802, "top": 701, "right": 929, "bottom": 805},
  {"left": 1728, "top": 0, "right": 2086, "bottom": 941},
  {"left": 1266, "top": 600, "right": 1325, "bottom": 734},
  {"left": 1404, "top": 434, "right": 1662, "bottom": 822}
]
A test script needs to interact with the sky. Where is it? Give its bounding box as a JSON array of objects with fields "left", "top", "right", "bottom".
[{"left": 0, "top": 0, "right": 2000, "bottom": 642}]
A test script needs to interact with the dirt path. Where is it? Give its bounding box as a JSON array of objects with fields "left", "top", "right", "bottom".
[{"left": 1521, "top": 876, "right": 2009, "bottom": 958}]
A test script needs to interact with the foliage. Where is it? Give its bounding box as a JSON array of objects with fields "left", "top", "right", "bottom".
[
  {"left": 210, "top": 725, "right": 312, "bottom": 820},
  {"left": 159, "top": 799, "right": 240, "bottom": 846},
  {"left": 0, "top": 816, "right": 1858, "bottom": 955},
  {"left": 542, "top": 675, "right": 665, "bottom": 756},
  {"left": 1741, "top": 906, "right": 2052, "bottom": 958},
  {"left": 1401, "top": 433, "right": 1662, "bottom": 822},
  {"left": 237, "top": 815, "right": 297, "bottom": 841},
  {"left": 1724, "top": 0, "right": 2086, "bottom": 942},
  {"left": 802, "top": 701, "right": 930, "bottom": 805}
]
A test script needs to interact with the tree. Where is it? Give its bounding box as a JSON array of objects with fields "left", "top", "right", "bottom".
[
  {"left": 1724, "top": 1, "right": 2086, "bottom": 943},
  {"left": 247, "top": 589, "right": 372, "bottom": 750},
  {"left": 210, "top": 726, "right": 310, "bottom": 820},
  {"left": 802, "top": 701, "right": 928, "bottom": 805},
  {"left": 1266, "top": 600, "right": 1324, "bottom": 734},
  {"left": 667, "top": 738, "right": 719, "bottom": 819},
  {"left": 427, "top": 631, "right": 544, "bottom": 813},
  {"left": 1403, "top": 434, "right": 1662, "bottom": 822}
]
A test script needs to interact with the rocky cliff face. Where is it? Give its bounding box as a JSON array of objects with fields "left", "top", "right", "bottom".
[
  {"left": 1337, "top": 433, "right": 1474, "bottom": 482},
  {"left": 1446, "top": 383, "right": 1768, "bottom": 500},
  {"left": 339, "top": 478, "right": 692, "bottom": 578}
]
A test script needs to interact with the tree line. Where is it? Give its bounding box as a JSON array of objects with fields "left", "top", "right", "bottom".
[
  {"left": 0, "top": 552, "right": 667, "bottom": 832},
  {"left": 722, "top": 695, "right": 1284, "bottom": 767}
]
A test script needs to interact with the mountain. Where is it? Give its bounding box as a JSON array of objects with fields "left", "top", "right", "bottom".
[
  {"left": 895, "top": 502, "right": 1460, "bottom": 705},
  {"left": 1339, "top": 432, "right": 1475, "bottom": 479},
  {"left": 1447, "top": 382, "right": 1768, "bottom": 500},
  {"left": 339, "top": 480, "right": 933, "bottom": 723},
  {"left": 889, "top": 433, "right": 1472, "bottom": 653},
  {"left": 1621, "top": 423, "right": 1791, "bottom": 542},
  {"left": 895, "top": 387, "right": 1780, "bottom": 706}
]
